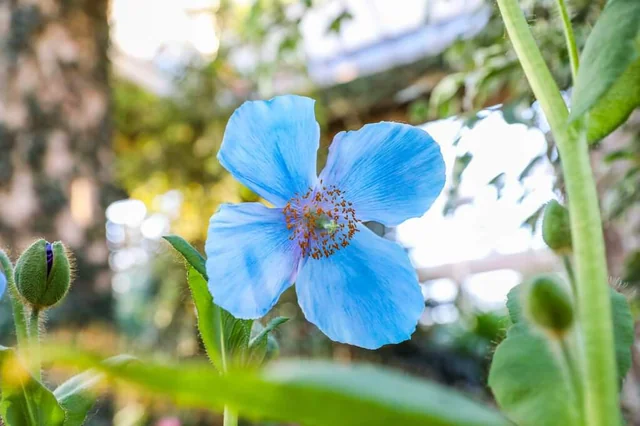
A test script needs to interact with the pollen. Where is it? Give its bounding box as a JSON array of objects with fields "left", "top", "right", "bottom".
[{"left": 283, "top": 181, "right": 359, "bottom": 259}]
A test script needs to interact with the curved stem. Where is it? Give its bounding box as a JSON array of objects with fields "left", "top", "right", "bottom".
[
  {"left": 495, "top": 1, "right": 619, "bottom": 425},
  {"left": 555, "top": 0, "right": 580, "bottom": 81},
  {"left": 0, "top": 251, "right": 28, "bottom": 350},
  {"left": 28, "top": 308, "right": 42, "bottom": 381}
]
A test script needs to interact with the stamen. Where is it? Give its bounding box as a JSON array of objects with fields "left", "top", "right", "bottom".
[{"left": 283, "top": 182, "right": 360, "bottom": 259}]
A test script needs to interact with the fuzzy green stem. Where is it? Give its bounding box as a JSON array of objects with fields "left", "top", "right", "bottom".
[
  {"left": 28, "top": 308, "right": 42, "bottom": 381},
  {"left": 0, "top": 251, "right": 28, "bottom": 350},
  {"left": 555, "top": 0, "right": 580, "bottom": 81},
  {"left": 496, "top": 1, "right": 619, "bottom": 425},
  {"left": 214, "top": 308, "right": 237, "bottom": 426}
]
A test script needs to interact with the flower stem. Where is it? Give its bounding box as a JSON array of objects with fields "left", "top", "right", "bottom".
[
  {"left": 223, "top": 406, "right": 238, "bottom": 426},
  {"left": 214, "top": 308, "right": 238, "bottom": 426},
  {"left": 495, "top": 1, "right": 619, "bottom": 425},
  {"left": 555, "top": 0, "right": 580, "bottom": 81},
  {"left": 28, "top": 308, "right": 42, "bottom": 381},
  {"left": 0, "top": 251, "right": 28, "bottom": 350}
]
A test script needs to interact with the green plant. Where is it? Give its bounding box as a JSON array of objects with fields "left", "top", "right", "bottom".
[{"left": 1, "top": 1, "right": 639, "bottom": 424}]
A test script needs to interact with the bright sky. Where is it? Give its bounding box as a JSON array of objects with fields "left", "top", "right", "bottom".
[
  {"left": 110, "top": 0, "right": 483, "bottom": 61},
  {"left": 110, "top": 0, "right": 220, "bottom": 60},
  {"left": 402, "top": 113, "right": 553, "bottom": 269}
]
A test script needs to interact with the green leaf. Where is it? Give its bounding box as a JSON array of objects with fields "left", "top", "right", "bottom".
[
  {"left": 0, "top": 348, "right": 65, "bottom": 426},
  {"left": 53, "top": 355, "right": 137, "bottom": 426},
  {"left": 186, "top": 266, "right": 253, "bottom": 371},
  {"left": 53, "top": 371, "right": 99, "bottom": 426},
  {"left": 166, "top": 235, "right": 263, "bottom": 370},
  {"left": 163, "top": 235, "right": 207, "bottom": 279},
  {"left": 186, "top": 266, "right": 226, "bottom": 370},
  {"left": 489, "top": 284, "right": 634, "bottom": 426},
  {"left": 327, "top": 10, "right": 353, "bottom": 34},
  {"left": 46, "top": 347, "right": 510, "bottom": 426},
  {"left": 586, "top": 58, "right": 640, "bottom": 143},
  {"left": 570, "top": 0, "right": 640, "bottom": 126}
]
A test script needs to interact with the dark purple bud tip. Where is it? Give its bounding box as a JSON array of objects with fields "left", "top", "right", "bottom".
[{"left": 46, "top": 242, "right": 53, "bottom": 276}]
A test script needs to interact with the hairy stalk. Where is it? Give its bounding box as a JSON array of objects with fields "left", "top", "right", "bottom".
[
  {"left": 215, "top": 308, "right": 237, "bottom": 426},
  {"left": 28, "top": 308, "right": 42, "bottom": 381},
  {"left": 0, "top": 251, "right": 28, "bottom": 350},
  {"left": 555, "top": 0, "right": 580, "bottom": 80},
  {"left": 495, "top": 0, "right": 619, "bottom": 425}
]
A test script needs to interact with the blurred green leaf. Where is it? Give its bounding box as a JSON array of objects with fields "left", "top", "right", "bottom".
[
  {"left": 489, "top": 284, "right": 634, "bottom": 425},
  {"left": 452, "top": 152, "right": 473, "bottom": 185},
  {"left": 603, "top": 149, "right": 638, "bottom": 163},
  {"left": 53, "top": 355, "right": 137, "bottom": 426},
  {"left": 518, "top": 155, "right": 545, "bottom": 181},
  {"left": 408, "top": 99, "right": 430, "bottom": 124},
  {"left": 586, "top": 58, "right": 640, "bottom": 143},
  {"left": 429, "top": 73, "right": 465, "bottom": 118},
  {"left": 0, "top": 347, "right": 65, "bottom": 426},
  {"left": 521, "top": 204, "right": 545, "bottom": 232},
  {"left": 328, "top": 10, "right": 353, "bottom": 34},
  {"left": 623, "top": 250, "right": 640, "bottom": 284},
  {"left": 570, "top": 0, "right": 640, "bottom": 127},
  {"left": 46, "top": 347, "right": 510, "bottom": 426},
  {"left": 163, "top": 235, "right": 207, "bottom": 279},
  {"left": 488, "top": 173, "right": 506, "bottom": 198},
  {"left": 54, "top": 371, "right": 99, "bottom": 426}
]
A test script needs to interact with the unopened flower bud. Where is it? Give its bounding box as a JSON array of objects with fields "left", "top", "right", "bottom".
[
  {"left": 14, "top": 239, "right": 71, "bottom": 309},
  {"left": 542, "top": 200, "right": 572, "bottom": 254},
  {"left": 525, "top": 275, "right": 574, "bottom": 336}
]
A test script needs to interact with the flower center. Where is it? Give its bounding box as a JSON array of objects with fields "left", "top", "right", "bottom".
[{"left": 283, "top": 183, "right": 359, "bottom": 259}]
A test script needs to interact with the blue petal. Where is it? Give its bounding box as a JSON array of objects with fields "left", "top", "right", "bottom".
[
  {"left": 0, "top": 271, "right": 6, "bottom": 300},
  {"left": 218, "top": 95, "right": 320, "bottom": 207},
  {"left": 319, "top": 122, "right": 446, "bottom": 226},
  {"left": 205, "top": 203, "right": 299, "bottom": 319},
  {"left": 295, "top": 225, "right": 424, "bottom": 349}
]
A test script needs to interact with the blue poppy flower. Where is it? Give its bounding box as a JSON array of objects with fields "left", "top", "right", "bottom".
[
  {"left": 205, "top": 95, "right": 446, "bottom": 349},
  {"left": 0, "top": 271, "right": 6, "bottom": 300}
]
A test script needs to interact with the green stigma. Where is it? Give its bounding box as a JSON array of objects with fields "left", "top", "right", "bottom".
[{"left": 315, "top": 214, "right": 340, "bottom": 234}]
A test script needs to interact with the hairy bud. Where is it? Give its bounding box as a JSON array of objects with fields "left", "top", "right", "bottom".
[
  {"left": 525, "top": 275, "right": 574, "bottom": 336},
  {"left": 542, "top": 200, "right": 572, "bottom": 254},
  {"left": 14, "top": 239, "right": 71, "bottom": 309}
]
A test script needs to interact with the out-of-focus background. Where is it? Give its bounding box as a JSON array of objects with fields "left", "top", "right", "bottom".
[{"left": 0, "top": 0, "right": 639, "bottom": 424}]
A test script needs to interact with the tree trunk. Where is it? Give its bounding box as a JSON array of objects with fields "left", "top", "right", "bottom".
[{"left": 0, "top": 0, "right": 116, "bottom": 325}]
